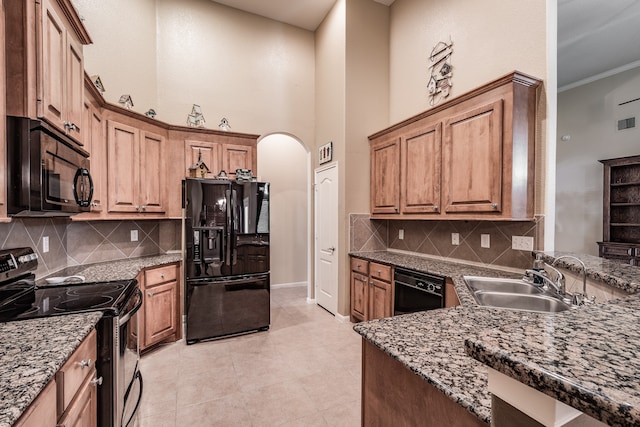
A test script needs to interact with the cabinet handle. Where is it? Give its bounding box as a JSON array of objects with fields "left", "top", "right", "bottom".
[
  {"left": 135, "top": 206, "right": 140, "bottom": 211},
  {"left": 91, "top": 376, "right": 103, "bottom": 386},
  {"left": 628, "top": 248, "right": 633, "bottom": 256},
  {"left": 79, "top": 359, "right": 92, "bottom": 369},
  {"left": 377, "top": 270, "right": 382, "bottom": 275},
  {"left": 147, "top": 291, "right": 154, "bottom": 297},
  {"left": 491, "top": 203, "right": 498, "bottom": 209},
  {"left": 433, "top": 205, "right": 438, "bottom": 211},
  {"left": 357, "top": 264, "right": 361, "bottom": 268},
  {"left": 141, "top": 205, "right": 147, "bottom": 211},
  {"left": 160, "top": 273, "right": 165, "bottom": 278}
]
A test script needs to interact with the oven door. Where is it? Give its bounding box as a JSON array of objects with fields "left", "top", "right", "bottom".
[
  {"left": 394, "top": 281, "right": 443, "bottom": 316},
  {"left": 119, "top": 288, "right": 143, "bottom": 427}
]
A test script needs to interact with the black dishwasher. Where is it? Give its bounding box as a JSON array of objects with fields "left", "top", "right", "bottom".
[{"left": 394, "top": 267, "right": 445, "bottom": 315}]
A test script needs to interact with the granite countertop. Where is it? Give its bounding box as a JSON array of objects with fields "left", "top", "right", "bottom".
[
  {"left": 38, "top": 253, "right": 183, "bottom": 284},
  {"left": 0, "top": 313, "right": 103, "bottom": 427},
  {"left": 351, "top": 250, "right": 640, "bottom": 426}
]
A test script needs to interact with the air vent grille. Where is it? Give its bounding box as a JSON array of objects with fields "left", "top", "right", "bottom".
[{"left": 617, "top": 117, "right": 636, "bottom": 131}]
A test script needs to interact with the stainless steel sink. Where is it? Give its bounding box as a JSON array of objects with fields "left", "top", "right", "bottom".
[
  {"left": 473, "top": 291, "right": 571, "bottom": 313},
  {"left": 464, "top": 276, "right": 543, "bottom": 295},
  {"left": 463, "top": 276, "right": 572, "bottom": 313}
]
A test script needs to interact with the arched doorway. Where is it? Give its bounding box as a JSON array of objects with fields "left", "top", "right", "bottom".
[{"left": 257, "top": 133, "right": 312, "bottom": 299}]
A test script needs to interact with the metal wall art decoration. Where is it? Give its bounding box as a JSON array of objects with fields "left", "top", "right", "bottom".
[
  {"left": 427, "top": 39, "right": 453, "bottom": 106},
  {"left": 91, "top": 75, "right": 105, "bottom": 95},
  {"left": 187, "top": 104, "right": 206, "bottom": 127},
  {"left": 319, "top": 141, "right": 333, "bottom": 165}
]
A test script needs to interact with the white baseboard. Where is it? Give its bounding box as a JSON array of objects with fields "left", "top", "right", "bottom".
[
  {"left": 271, "top": 281, "right": 307, "bottom": 289},
  {"left": 335, "top": 312, "right": 351, "bottom": 323}
]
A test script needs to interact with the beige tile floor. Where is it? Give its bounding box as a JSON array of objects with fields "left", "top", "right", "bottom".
[{"left": 134, "top": 286, "right": 362, "bottom": 427}]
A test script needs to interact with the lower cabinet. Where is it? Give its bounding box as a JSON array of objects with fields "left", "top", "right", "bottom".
[
  {"left": 15, "top": 330, "right": 98, "bottom": 427},
  {"left": 350, "top": 256, "right": 394, "bottom": 322},
  {"left": 137, "top": 263, "right": 181, "bottom": 352}
]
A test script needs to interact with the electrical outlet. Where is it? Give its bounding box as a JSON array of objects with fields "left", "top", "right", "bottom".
[
  {"left": 399, "top": 229, "right": 404, "bottom": 240},
  {"left": 481, "top": 234, "right": 490, "bottom": 248},
  {"left": 130, "top": 230, "right": 139, "bottom": 242},
  {"left": 42, "top": 236, "right": 49, "bottom": 253},
  {"left": 451, "top": 233, "right": 460, "bottom": 245},
  {"left": 512, "top": 235, "right": 534, "bottom": 251}
]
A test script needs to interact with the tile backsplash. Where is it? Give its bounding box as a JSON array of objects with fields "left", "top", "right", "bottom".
[
  {"left": 350, "top": 213, "right": 543, "bottom": 270},
  {"left": 0, "top": 218, "right": 181, "bottom": 278}
]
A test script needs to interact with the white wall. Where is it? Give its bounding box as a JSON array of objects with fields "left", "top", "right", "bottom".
[
  {"left": 257, "top": 134, "right": 309, "bottom": 287},
  {"left": 556, "top": 67, "right": 640, "bottom": 254}
]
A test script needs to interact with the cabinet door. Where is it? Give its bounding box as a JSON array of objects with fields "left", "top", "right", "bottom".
[
  {"left": 401, "top": 123, "right": 441, "bottom": 214},
  {"left": 41, "top": 0, "right": 66, "bottom": 129},
  {"left": 369, "top": 278, "right": 392, "bottom": 320},
  {"left": 185, "top": 140, "right": 220, "bottom": 177},
  {"left": 57, "top": 372, "right": 98, "bottom": 427},
  {"left": 351, "top": 272, "right": 368, "bottom": 322},
  {"left": 370, "top": 137, "right": 400, "bottom": 214},
  {"left": 139, "top": 131, "right": 165, "bottom": 213},
  {"left": 107, "top": 121, "right": 140, "bottom": 213},
  {"left": 222, "top": 143, "right": 254, "bottom": 178},
  {"left": 144, "top": 281, "right": 178, "bottom": 347},
  {"left": 442, "top": 100, "right": 503, "bottom": 214},
  {"left": 65, "top": 34, "right": 84, "bottom": 142}
]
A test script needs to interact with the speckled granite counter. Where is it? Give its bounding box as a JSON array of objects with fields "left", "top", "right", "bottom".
[
  {"left": 351, "top": 250, "right": 640, "bottom": 426},
  {"left": 39, "top": 253, "right": 182, "bottom": 284},
  {"left": 0, "top": 313, "right": 103, "bottom": 427}
]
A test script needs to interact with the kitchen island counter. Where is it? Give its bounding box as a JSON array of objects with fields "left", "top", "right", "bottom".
[
  {"left": 0, "top": 312, "right": 103, "bottom": 427},
  {"left": 352, "top": 250, "right": 640, "bottom": 426}
]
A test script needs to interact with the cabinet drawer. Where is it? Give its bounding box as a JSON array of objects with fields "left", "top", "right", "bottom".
[
  {"left": 145, "top": 264, "right": 178, "bottom": 286},
  {"left": 351, "top": 257, "right": 369, "bottom": 275},
  {"left": 56, "top": 329, "right": 97, "bottom": 417},
  {"left": 369, "top": 262, "right": 392, "bottom": 282},
  {"left": 599, "top": 243, "right": 639, "bottom": 258}
]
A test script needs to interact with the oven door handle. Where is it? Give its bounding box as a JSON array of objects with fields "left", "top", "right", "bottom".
[
  {"left": 121, "top": 370, "right": 143, "bottom": 427},
  {"left": 119, "top": 288, "right": 143, "bottom": 324}
]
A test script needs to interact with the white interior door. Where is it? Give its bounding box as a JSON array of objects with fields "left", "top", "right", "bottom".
[{"left": 314, "top": 163, "right": 338, "bottom": 314}]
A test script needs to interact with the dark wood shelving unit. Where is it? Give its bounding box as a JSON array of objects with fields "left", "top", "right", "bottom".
[{"left": 598, "top": 155, "right": 640, "bottom": 265}]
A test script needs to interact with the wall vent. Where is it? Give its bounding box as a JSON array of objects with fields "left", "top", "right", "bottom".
[{"left": 617, "top": 117, "right": 636, "bottom": 131}]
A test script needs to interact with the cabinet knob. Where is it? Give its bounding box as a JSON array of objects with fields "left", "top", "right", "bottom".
[
  {"left": 491, "top": 203, "right": 498, "bottom": 209},
  {"left": 147, "top": 291, "right": 154, "bottom": 297},
  {"left": 79, "top": 359, "right": 92, "bottom": 369},
  {"left": 141, "top": 205, "right": 147, "bottom": 211},
  {"left": 135, "top": 206, "right": 140, "bottom": 211},
  {"left": 160, "top": 273, "right": 165, "bottom": 278},
  {"left": 394, "top": 207, "right": 398, "bottom": 212},
  {"left": 433, "top": 205, "right": 439, "bottom": 211},
  {"left": 377, "top": 270, "right": 382, "bottom": 274},
  {"left": 91, "top": 377, "right": 103, "bottom": 387}
]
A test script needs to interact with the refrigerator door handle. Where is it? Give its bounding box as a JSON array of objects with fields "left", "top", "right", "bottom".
[
  {"left": 231, "top": 189, "right": 238, "bottom": 266},
  {"left": 225, "top": 189, "right": 232, "bottom": 266}
]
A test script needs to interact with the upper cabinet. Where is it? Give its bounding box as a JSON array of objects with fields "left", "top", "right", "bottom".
[
  {"left": 5, "top": 0, "right": 91, "bottom": 145},
  {"left": 106, "top": 119, "right": 166, "bottom": 214},
  {"left": 369, "top": 71, "right": 541, "bottom": 221}
]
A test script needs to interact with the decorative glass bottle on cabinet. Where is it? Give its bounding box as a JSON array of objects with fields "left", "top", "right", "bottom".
[{"left": 598, "top": 155, "right": 640, "bottom": 265}]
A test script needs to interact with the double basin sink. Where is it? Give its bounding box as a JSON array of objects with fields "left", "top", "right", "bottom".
[{"left": 463, "top": 276, "right": 572, "bottom": 313}]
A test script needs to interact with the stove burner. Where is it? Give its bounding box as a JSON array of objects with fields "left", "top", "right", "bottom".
[
  {"left": 66, "top": 283, "right": 125, "bottom": 296},
  {"left": 54, "top": 295, "right": 114, "bottom": 311}
]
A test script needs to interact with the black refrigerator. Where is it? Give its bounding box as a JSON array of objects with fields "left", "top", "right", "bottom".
[{"left": 183, "top": 178, "right": 270, "bottom": 343}]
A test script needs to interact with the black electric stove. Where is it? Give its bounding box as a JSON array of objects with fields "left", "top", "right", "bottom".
[{"left": 0, "top": 247, "right": 137, "bottom": 322}]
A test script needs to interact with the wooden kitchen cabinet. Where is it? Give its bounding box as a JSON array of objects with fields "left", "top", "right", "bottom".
[
  {"left": 107, "top": 120, "right": 166, "bottom": 214},
  {"left": 598, "top": 155, "right": 640, "bottom": 266},
  {"left": 79, "top": 79, "right": 106, "bottom": 215},
  {"left": 350, "top": 256, "right": 394, "bottom": 322},
  {"left": 369, "top": 71, "right": 540, "bottom": 221},
  {"left": 183, "top": 136, "right": 258, "bottom": 179},
  {"left": 5, "top": 0, "right": 91, "bottom": 143},
  {"left": 370, "top": 137, "right": 400, "bottom": 214},
  {"left": 138, "top": 263, "right": 181, "bottom": 352}
]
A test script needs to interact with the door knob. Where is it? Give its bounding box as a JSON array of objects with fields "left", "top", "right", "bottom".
[{"left": 323, "top": 247, "right": 336, "bottom": 253}]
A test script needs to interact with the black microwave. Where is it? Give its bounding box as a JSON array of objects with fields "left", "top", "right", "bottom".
[{"left": 6, "top": 116, "right": 93, "bottom": 216}]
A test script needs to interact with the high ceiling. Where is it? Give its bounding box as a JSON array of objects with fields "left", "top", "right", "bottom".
[
  {"left": 558, "top": 0, "right": 640, "bottom": 89},
  {"left": 213, "top": 0, "right": 640, "bottom": 89}
]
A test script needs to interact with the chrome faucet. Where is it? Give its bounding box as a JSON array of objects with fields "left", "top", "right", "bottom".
[
  {"left": 552, "top": 255, "right": 594, "bottom": 306},
  {"left": 524, "top": 263, "right": 566, "bottom": 297}
]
